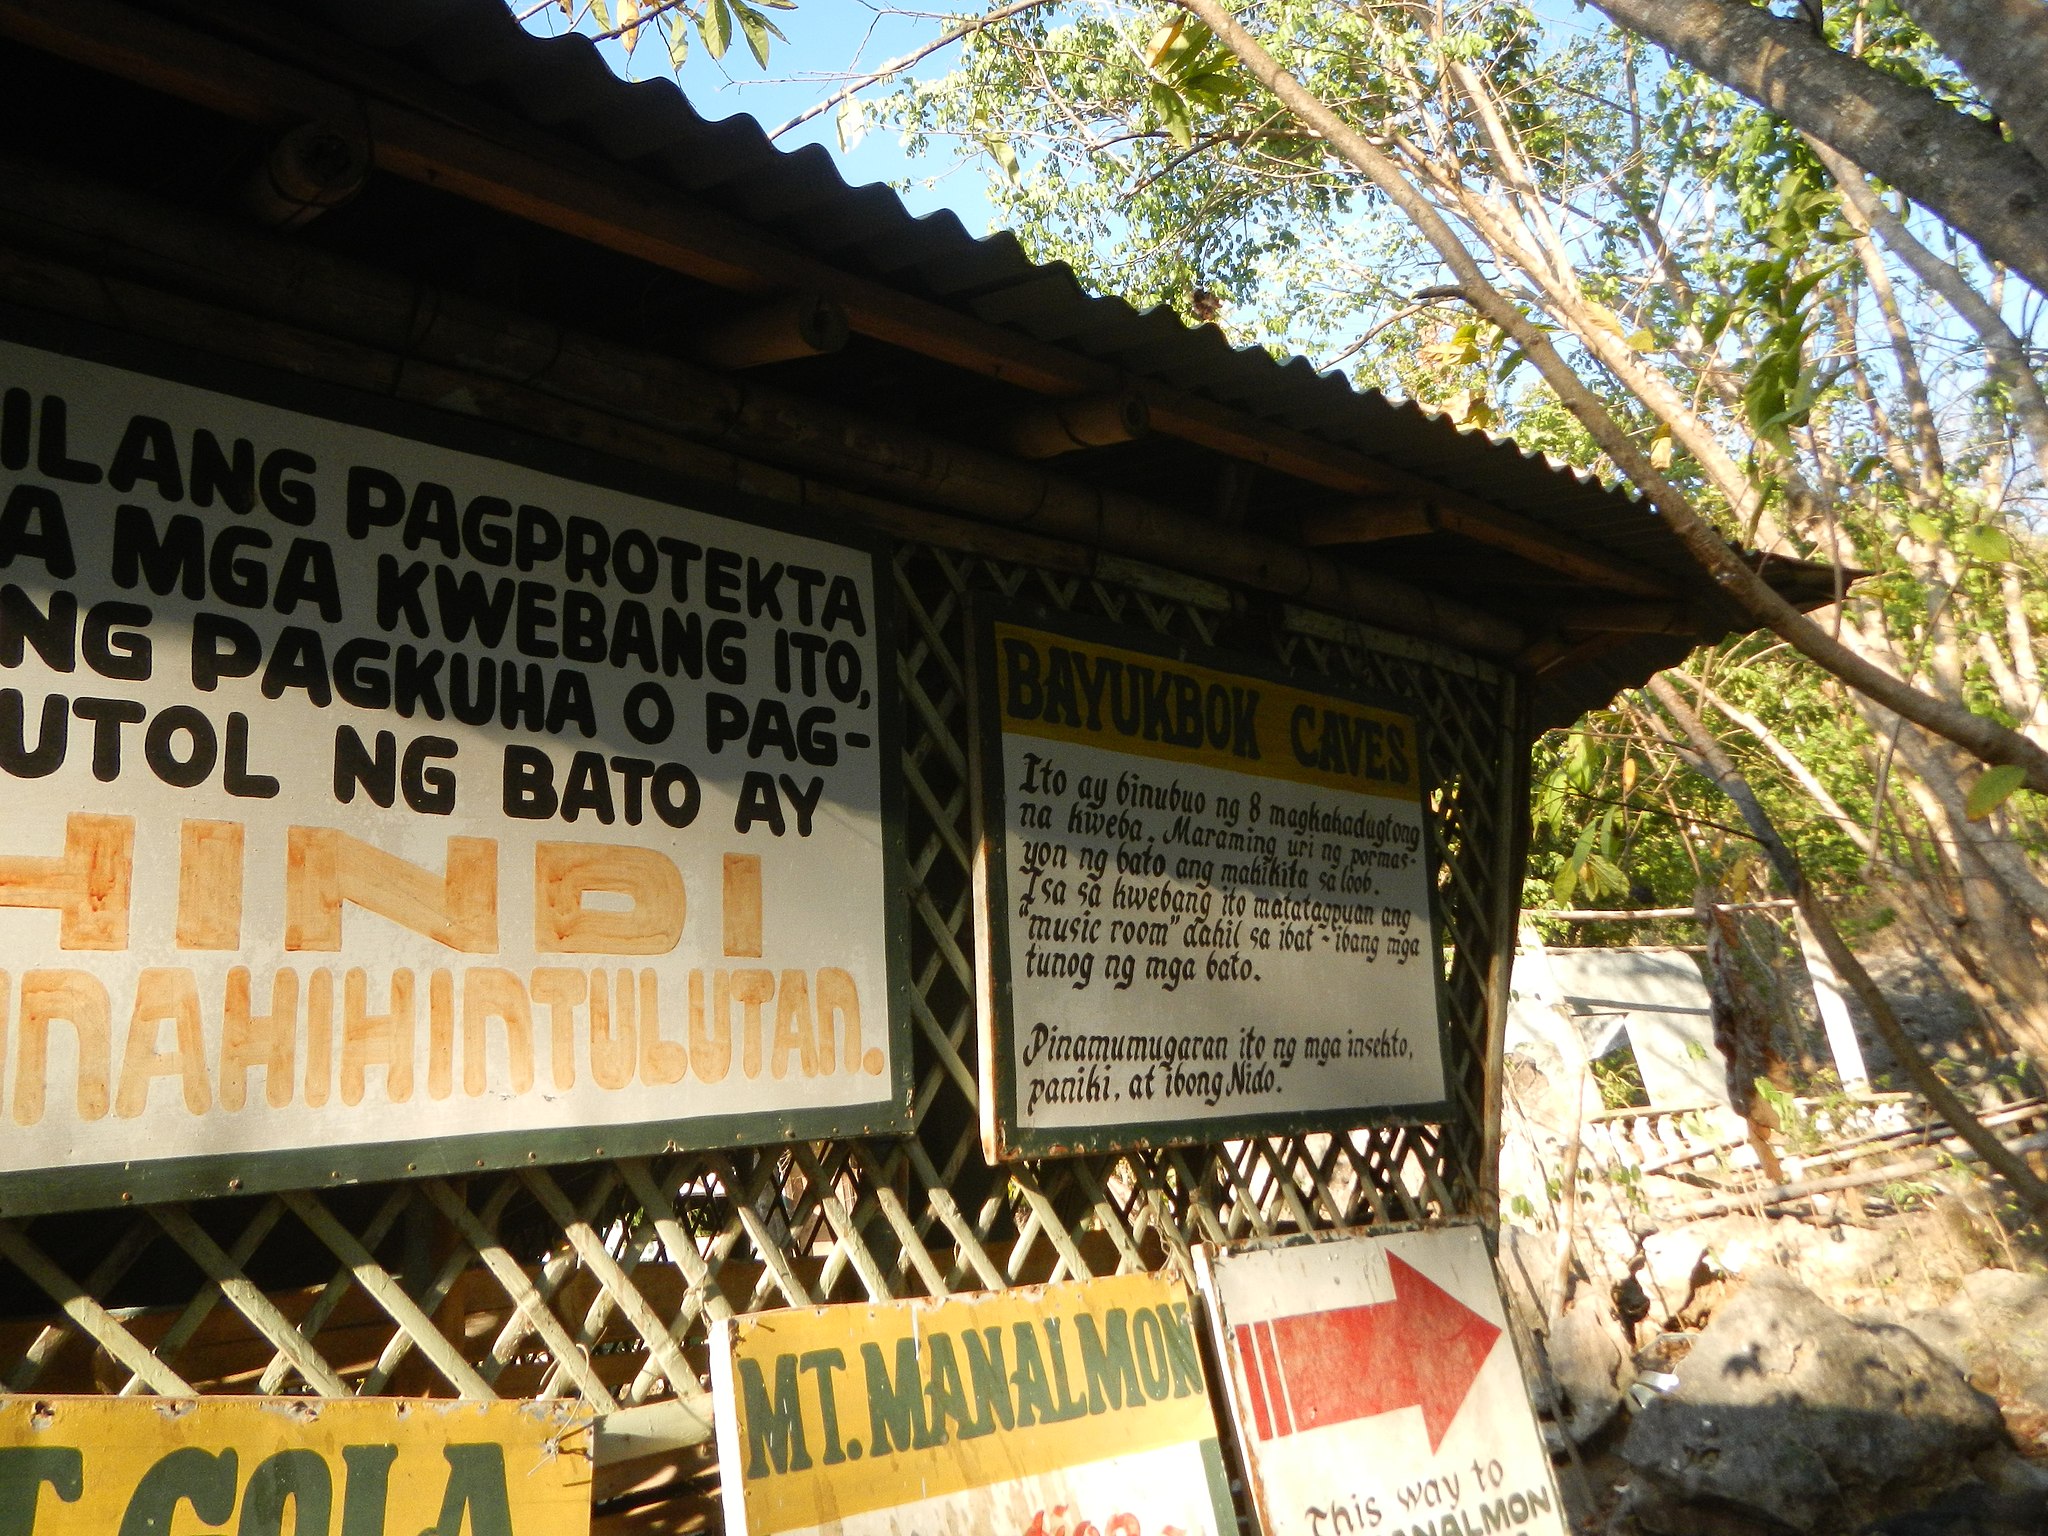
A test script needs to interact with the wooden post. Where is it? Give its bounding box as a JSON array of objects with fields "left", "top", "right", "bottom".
[
  {"left": 1479, "top": 679, "right": 1533, "bottom": 1230},
  {"left": 696, "top": 292, "right": 848, "bottom": 369},
  {"left": 1794, "top": 907, "right": 1872, "bottom": 1091},
  {"left": 1006, "top": 390, "right": 1148, "bottom": 457},
  {"left": 241, "top": 120, "right": 371, "bottom": 230}
]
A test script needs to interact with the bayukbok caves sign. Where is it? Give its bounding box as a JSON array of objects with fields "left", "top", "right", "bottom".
[
  {"left": 0, "top": 331, "right": 908, "bottom": 1212},
  {"left": 972, "top": 605, "right": 1448, "bottom": 1158}
]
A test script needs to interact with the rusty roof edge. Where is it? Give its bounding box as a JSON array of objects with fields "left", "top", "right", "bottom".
[
  {"left": 287, "top": 3, "right": 1672, "bottom": 500},
  {"left": 162, "top": 0, "right": 1852, "bottom": 658}
]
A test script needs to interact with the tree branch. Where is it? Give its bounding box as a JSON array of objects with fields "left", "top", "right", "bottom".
[
  {"left": 1175, "top": 0, "right": 2048, "bottom": 795},
  {"left": 768, "top": 0, "right": 1060, "bottom": 141},
  {"left": 1644, "top": 674, "right": 2048, "bottom": 1220},
  {"left": 1896, "top": 0, "right": 2048, "bottom": 175},
  {"left": 1585, "top": 0, "right": 2048, "bottom": 296},
  {"left": 1808, "top": 138, "right": 2048, "bottom": 486}
]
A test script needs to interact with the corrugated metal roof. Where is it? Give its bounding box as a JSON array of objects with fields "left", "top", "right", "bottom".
[{"left": 262, "top": 0, "right": 1842, "bottom": 724}]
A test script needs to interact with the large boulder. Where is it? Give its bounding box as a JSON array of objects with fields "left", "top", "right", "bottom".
[
  {"left": 1907, "top": 1267, "right": 2048, "bottom": 1421},
  {"left": 1859, "top": 1478, "right": 2047, "bottom": 1535},
  {"left": 1622, "top": 1268, "right": 2006, "bottom": 1533},
  {"left": 1543, "top": 1297, "right": 1630, "bottom": 1445}
]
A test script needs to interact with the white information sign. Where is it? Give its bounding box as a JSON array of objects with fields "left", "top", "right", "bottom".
[
  {"left": 1194, "top": 1227, "right": 1568, "bottom": 1536},
  {"left": 975, "top": 609, "right": 1448, "bottom": 1159},
  {"left": 0, "top": 335, "right": 906, "bottom": 1211}
]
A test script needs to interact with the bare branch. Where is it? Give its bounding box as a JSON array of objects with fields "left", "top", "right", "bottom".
[
  {"left": 1177, "top": 0, "right": 2048, "bottom": 795},
  {"left": 768, "top": 0, "right": 1061, "bottom": 141},
  {"left": 1810, "top": 138, "right": 2048, "bottom": 485},
  {"left": 1644, "top": 673, "right": 2048, "bottom": 1219}
]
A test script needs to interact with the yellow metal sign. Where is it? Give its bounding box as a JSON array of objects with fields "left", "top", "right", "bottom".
[
  {"left": 993, "top": 621, "right": 1422, "bottom": 802},
  {"left": 711, "top": 1272, "right": 1237, "bottom": 1536},
  {"left": 0, "top": 1396, "right": 591, "bottom": 1534},
  {"left": 975, "top": 610, "right": 1447, "bottom": 1161}
]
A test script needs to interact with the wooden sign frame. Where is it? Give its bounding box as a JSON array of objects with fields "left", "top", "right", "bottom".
[
  {"left": 1193, "top": 1225, "right": 1570, "bottom": 1536},
  {"left": 0, "top": 311, "right": 916, "bottom": 1215},
  {"left": 970, "top": 598, "right": 1454, "bottom": 1161},
  {"left": 711, "top": 1274, "right": 1240, "bottom": 1536}
]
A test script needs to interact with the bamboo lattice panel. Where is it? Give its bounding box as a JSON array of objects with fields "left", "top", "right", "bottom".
[{"left": 0, "top": 544, "right": 1517, "bottom": 1493}]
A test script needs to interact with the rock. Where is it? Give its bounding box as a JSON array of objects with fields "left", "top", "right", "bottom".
[
  {"left": 1503, "top": 1047, "right": 1581, "bottom": 1137},
  {"left": 1857, "top": 1480, "right": 2047, "bottom": 1535},
  {"left": 1907, "top": 1268, "right": 2048, "bottom": 1418},
  {"left": 1933, "top": 1176, "right": 2016, "bottom": 1273},
  {"left": 1498, "top": 1223, "right": 1557, "bottom": 1338},
  {"left": 1972, "top": 1445, "right": 2048, "bottom": 1500},
  {"left": 1639, "top": 1229, "right": 1710, "bottom": 1323},
  {"left": 1622, "top": 1268, "right": 2006, "bottom": 1534},
  {"left": 1544, "top": 1298, "right": 1630, "bottom": 1445}
]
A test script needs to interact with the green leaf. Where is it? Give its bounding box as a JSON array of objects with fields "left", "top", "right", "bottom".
[
  {"left": 989, "top": 135, "right": 1020, "bottom": 183},
  {"left": 665, "top": 12, "right": 689, "bottom": 66},
  {"left": 1626, "top": 328, "right": 1657, "bottom": 352},
  {"left": 589, "top": 0, "right": 612, "bottom": 28},
  {"left": 1783, "top": 266, "right": 1832, "bottom": 310},
  {"left": 1143, "top": 17, "right": 1188, "bottom": 71},
  {"left": 1182, "top": 67, "right": 1243, "bottom": 99},
  {"left": 1147, "top": 82, "right": 1192, "bottom": 147},
  {"left": 1585, "top": 301, "right": 1629, "bottom": 337},
  {"left": 1906, "top": 513, "right": 1942, "bottom": 543},
  {"left": 1966, "top": 764, "right": 2028, "bottom": 821},
  {"left": 1551, "top": 860, "right": 1578, "bottom": 906},
  {"left": 1960, "top": 524, "right": 2013, "bottom": 563},
  {"left": 1584, "top": 851, "right": 1625, "bottom": 893},
  {"left": 1568, "top": 820, "right": 1597, "bottom": 869},
  {"left": 699, "top": 0, "right": 731, "bottom": 59},
  {"left": 835, "top": 95, "right": 867, "bottom": 153},
  {"left": 731, "top": 0, "right": 782, "bottom": 66}
]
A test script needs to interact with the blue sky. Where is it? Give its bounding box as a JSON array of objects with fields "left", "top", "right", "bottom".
[{"left": 516, "top": 2, "right": 1001, "bottom": 231}]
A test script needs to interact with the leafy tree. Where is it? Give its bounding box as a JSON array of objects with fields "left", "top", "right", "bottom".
[
  {"left": 1587, "top": 0, "right": 2048, "bottom": 297},
  {"left": 523, "top": 0, "right": 2048, "bottom": 1060},
  {"left": 516, "top": 0, "right": 793, "bottom": 71}
]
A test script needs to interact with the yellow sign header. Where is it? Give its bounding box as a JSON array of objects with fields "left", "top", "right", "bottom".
[
  {"left": 0, "top": 1396, "right": 591, "bottom": 1535},
  {"left": 717, "top": 1272, "right": 1221, "bottom": 1535},
  {"left": 993, "top": 623, "right": 1420, "bottom": 801}
]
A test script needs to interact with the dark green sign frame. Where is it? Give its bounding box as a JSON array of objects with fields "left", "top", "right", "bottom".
[
  {"left": 0, "top": 306, "right": 916, "bottom": 1217},
  {"left": 970, "top": 598, "right": 1456, "bottom": 1162}
]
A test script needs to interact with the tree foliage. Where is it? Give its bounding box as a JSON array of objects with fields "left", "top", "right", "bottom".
[
  {"left": 892, "top": 0, "right": 2048, "bottom": 1056},
  {"left": 522, "top": 0, "right": 2048, "bottom": 1059}
]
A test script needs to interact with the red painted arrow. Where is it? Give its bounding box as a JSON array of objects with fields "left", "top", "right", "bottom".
[{"left": 1231, "top": 1255, "right": 1500, "bottom": 1452}]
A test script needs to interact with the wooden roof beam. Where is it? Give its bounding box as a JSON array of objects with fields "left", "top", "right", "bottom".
[
  {"left": 1300, "top": 497, "right": 1672, "bottom": 597},
  {"left": 1298, "top": 499, "right": 1434, "bottom": 544},
  {"left": 1558, "top": 602, "right": 1708, "bottom": 636},
  {"left": 0, "top": 150, "right": 1529, "bottom": 662},
  {"left": 695, "top": 292, "right": 849, "bottom": 369},
  {"left": 1518, "top": 630, "right": 1641, "bottom": 678},
  {"left": 1007, "top": 390, "right": 1149, "bottom": 458},
  {"left": 3, "top": 0, "right": 1663, "bottom": 578}
]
